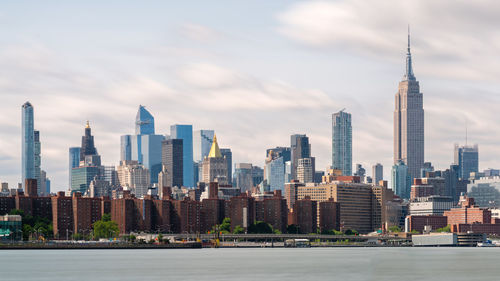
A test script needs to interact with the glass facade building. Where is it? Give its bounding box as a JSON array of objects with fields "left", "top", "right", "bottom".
[
  {"left": 332, "top": 110, "right": 352, "bottom": 176},
  {"left": 233, "top": 163, "right": 253, "bottom": 192},
  {"left": 135, "top": 105, "right": 155, "bottom": 135},
  {"left": 71, "top": 166, "right": 100, "bottom": 194},
  {"left": 121, "top": 106, "right": 164, "bottom": 183},
  {"left": 193, "top": 130, "right": 214, "bottom": 162},
  {"left": 21, "top": 102, "right": 35, "bottom": 188},
  {"left": 454, "top": 144, "right": 479, "bottom": 180},
  {"left": 392, "top": 161, "right": 411, "bottom": 199},
  {"left": 220, "top": 148, "right": 232, "bottom": 181},
  {"left": 170, "top": 124, "right": 194, "bottom": 187},
  {"left": 69, "top": 147, "right": 81, "bottom": 188}
]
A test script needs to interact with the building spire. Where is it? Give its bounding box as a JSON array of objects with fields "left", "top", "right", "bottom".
[
  {"left": 86, "top": 120, "right": 90, "bottom": 129},
  {"left": 208, "top": 134, "right": 222, "bottom": 158},
  {"left": 404, "top": 25, "right": 416, "bottom": 81}
]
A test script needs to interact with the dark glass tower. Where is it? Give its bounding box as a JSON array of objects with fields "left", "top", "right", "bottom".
[
  {"left": 291, "top": 134, "right": 311, "bottom": 180},
  {"left": 80, "top": 121, "right": 98, "bottom": 159}
]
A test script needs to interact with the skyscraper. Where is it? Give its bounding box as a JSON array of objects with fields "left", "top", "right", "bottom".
[
  {"left": 135, "top": 105, "right": 155, "bottom": 135},
  {"left": 391, "top": 161, "right": 411, "bottom": 199},
  {"left": 291, "top": 134, "right": 311, "bottom": 180},
  {"left": 116, "top": 160, "right": 150, "bottom": 198},
  {"left": 332, "top": 109, "right": 352, "bottom": 176},
  {"left": 394, "top": 30, "right": 424, "bottom": 180},
  {"left": 34, "top": 130, "right": 42, "bottom": 195},
  {"left": 69, "top": 147, "right": 81, "bottom": 188},
  {"left": 233, "top": 163, "right": 253, "bottom": 192},
  {"left": 193, "top": 130, "right": 214, "bottom": 162},
  {"left": 454, "top": 144, "right": 478, "bottom": 180},
  {"left": 372, "top": 163, "right": 383, "bottom": 185},
  {"left": 220, "top": 148, "right": 232, "bottom": 181},
  {"left": 297, "top": 158, "right": 314, "bottom": 184},
  {"left": 252, "top": 166, "right": 264, "bottom": 187},
  {"left": 170, "top": 124, "right": 194, "bottom": 187},
  {"left": 21, "top": 102, "right": 35, "bottom": 189},
  {"left": 71, "top": 122, "right": 102, "bottom": 195},
  {"left": 201, "top": 135, "right": 228, "bottom": 185},
  {"left": 81, "top": 121, "right": 98, "bottom": 160},
  {"left": 161, "top": 139, "right": 183, "bottom": 188},
  {"left": 120, "top": 135, "right": 132, "bottom": 161},
  {"left": 264, "top": 147, "right": 291, "bottom": 192},
  {"left": 121, "top": 106, "right": 164, "bottom": 183}
]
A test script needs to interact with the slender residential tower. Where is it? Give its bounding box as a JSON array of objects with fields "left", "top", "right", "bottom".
[
  {"left": 332, "top": 109, "right": 352, "bottom": 176},
  {"left": 22, "top": 102, "right": 35, "bottom": 188},
  {"left": 394, "top": 29, "right": 424, "bottom": 180}
]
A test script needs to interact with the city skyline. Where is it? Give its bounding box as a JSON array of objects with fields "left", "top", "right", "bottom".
[{"left": 1, "top": 1, "right": 499, "bottom": 190}]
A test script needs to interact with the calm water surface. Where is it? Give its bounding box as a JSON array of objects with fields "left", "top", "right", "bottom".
[{"left": 1, "top": 248, "right": 499, "bottom": 281}]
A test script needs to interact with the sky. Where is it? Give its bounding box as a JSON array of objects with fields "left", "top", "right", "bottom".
[{"left": 1, "top": 0, "right": 500, "bottom": 191}]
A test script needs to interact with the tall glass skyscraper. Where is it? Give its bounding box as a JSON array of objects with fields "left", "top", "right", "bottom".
[
  {"left": 121, "top": 106, "right": 164, "bottom": 183},
  {"left": 193, "top": 130, "right": 214, "bottom": 162},
  {"left": 170, "top": 124, "right": 194, "bottom": 187},
  {"left": 22, "top": 102, "right": 35, "bottom": 188},
  {"left": 392, "top": 161, "right": 411, "bottom": 199},
  {"left": 332, "top": 110, "right": 352, "bottom": 176},
  {"left": 69, "top": 147, "right": 81, "bottom": 187},
  {"left": 454, "top": 144, "right": 478, "bottom": 180},
  {"left": 135, "top": 105, "right": 155, "bottom": 135}
]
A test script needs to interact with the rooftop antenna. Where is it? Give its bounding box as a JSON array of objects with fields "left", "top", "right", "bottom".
[{"left": 465, "top": 118, "right": 468, "bottom": 146}]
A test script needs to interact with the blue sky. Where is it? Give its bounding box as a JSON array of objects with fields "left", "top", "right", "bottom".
[{"left": 1, "top": 0, "right": 500, "bottom": 190}]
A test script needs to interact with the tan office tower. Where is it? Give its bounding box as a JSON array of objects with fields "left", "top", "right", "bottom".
[{"left": 394, "top": 29, "right": 424, "bottom": 180}]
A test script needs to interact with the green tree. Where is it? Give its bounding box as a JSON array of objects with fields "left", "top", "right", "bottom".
[
  {"left": 233, "top": 225, "right": 245, "bottom": 234},
  {"left": 321, "top": 229, "right": 343, "bottom": 235},
  {"left": 9, "top": 209, "right": 25, "bottom": 217},
  {"left": 212, "top": 217, "right": 231, "bottom": 234},
  {"left": 129, "top": 234, "right": 136, "bottom": 243},
  {"left": 247, "top": 221, "right": 273, "bottom": 234},
  {"left": 102, "top": 213, "right": 111, "bottom": 222},
  {"left": 435, "top": 225, "right": 451, "bottom": 233},
  {"left": 220, "top": 218, "right": 231, "bottom": 233},
  {"left": 10, "top": 209, "right": 53, "bottom": 240},
  {"left": 93, "top": 218, "right": 119, "bottom": 239},
  {"left": 286, "top": 224, "right": 299, "bottom": 234},
  {"left": 344, "top": 229, "right": 358, "bottom": 236},
  {"left": 388, "top": 225, "right": 402, "bottom": 233}
]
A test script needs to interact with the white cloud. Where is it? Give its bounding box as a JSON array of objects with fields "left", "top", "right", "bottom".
[
  {"left": 277, "top": 0, "right": 500, "bottom": 80},
  {"left": 180, "top": 23, "right": 222, "bottom": 43}
]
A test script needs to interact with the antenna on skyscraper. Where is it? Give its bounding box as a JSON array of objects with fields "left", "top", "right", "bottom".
[
  {"left": 465, "top": 118, "right": 468, "bottom": 145},
  {"left": 408, "top": 24, "right": 410, "bottom": 51}
]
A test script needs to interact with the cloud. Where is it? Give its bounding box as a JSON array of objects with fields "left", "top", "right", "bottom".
[
  {"left": 277, "top": 0, "right": 500, "bottom": 80},
  {"left": 180, "top": 23, "right": 222, "bottom": 43},
  {"left": 176, "top": 62, "right": 336, "bottom": 111}
]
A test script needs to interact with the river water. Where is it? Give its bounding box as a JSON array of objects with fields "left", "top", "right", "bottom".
[{"left": 1, "top": 248, "right": 499, "bottom": 281}]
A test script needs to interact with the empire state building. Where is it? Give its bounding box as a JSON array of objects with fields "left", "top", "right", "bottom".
[{"left": 394, "top": 31, "right": 424, "bottom": 180}]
